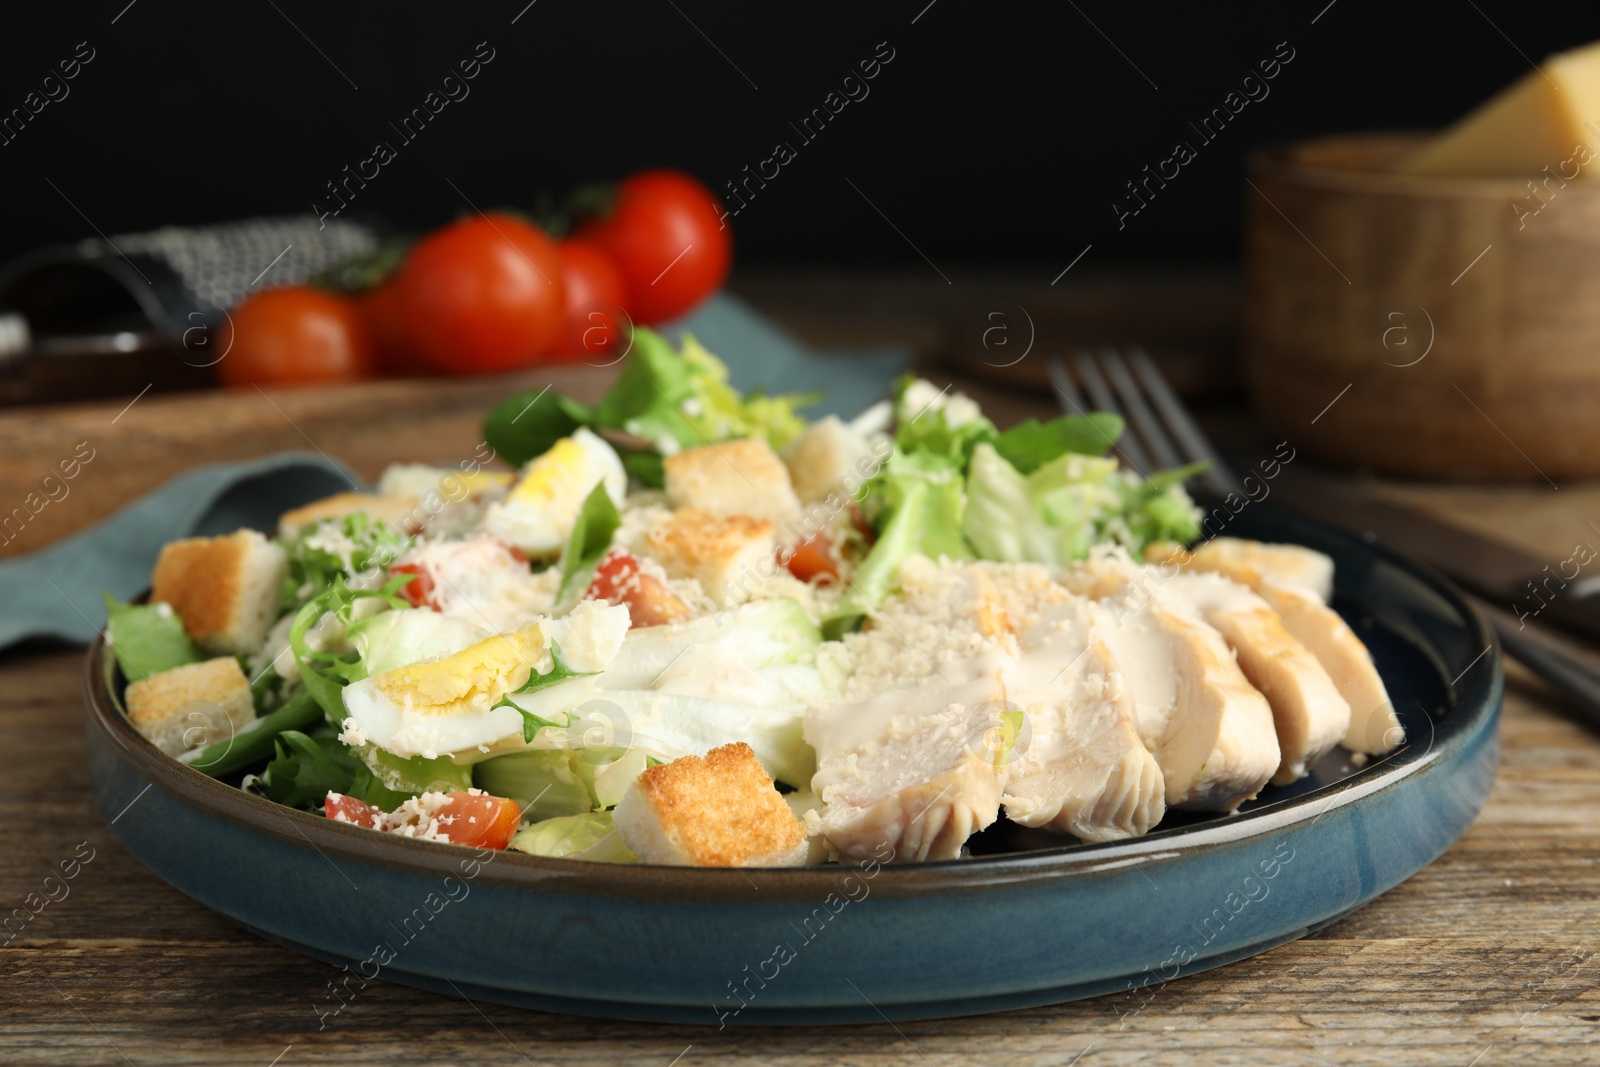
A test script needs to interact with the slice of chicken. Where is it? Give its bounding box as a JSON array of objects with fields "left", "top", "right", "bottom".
[
  {"left": 1186, "top": 537, "right": 1335, "bottom": 602},
  {"left": 1000, "top": 598, "right": 1166, "bottom": 840},
  {"left": 1089, "top": 578, "right": 1281, "bottom": 812},
  {"left": 1172, "top": 542, "right": 1403, "bottom": 756},
  {"left": 805, "top": 650, "right": 1011, "bottom": 863},
  {"left": 1249, "top": 580, "right": 1403, "bottom": 755},
  {"left": 1165, "top": 572, "right": 1351, "bottom": 784}
]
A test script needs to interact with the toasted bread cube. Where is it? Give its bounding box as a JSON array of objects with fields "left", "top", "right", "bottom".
[
  {"left": 277, "top": 492, "right": 422, "bottom": 539},
  {"left": 151, "top": 530, "right": 288, "bottom": 656},
  {"left": 613, "top": 742, "right": 810, "bottom": 867},
  {"left": 782, "top": 416, "right": 877, "bottom": 503},
  {"left": 125, "top": 657, "right": 255, "bottom": 757},
  {"left": 662, "top": 438, "right": 801, "bottom": 529},
  {"left": 642, "top": 508, "right": 777, "bottom": 607}
]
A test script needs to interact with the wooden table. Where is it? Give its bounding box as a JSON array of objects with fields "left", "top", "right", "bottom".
[{"left": 4, "top": 276, "right": 1599, "bottom": 1065}]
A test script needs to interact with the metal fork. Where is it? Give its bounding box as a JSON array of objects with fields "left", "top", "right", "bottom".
[
  {"left": 1045, "top": 349, "right": 1600, "bottom": 729},
  {"left": 1047, "top": 347, "right": 1241, "bottom": 499}
]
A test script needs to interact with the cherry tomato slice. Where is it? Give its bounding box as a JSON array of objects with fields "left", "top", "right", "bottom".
[
  {"left": 434, "top": 792, "right": 522, "bottom": 849},
  {"left": 324, "top": 792, "right": 380, "bottom": 828},
  {"left": 784, "top": 533, "right": 839, "bottom": 585},
  {"left": 586, "top": 550, "right": 690, "bottom": 628},
  {"left": 389, "top": 563, "right": 438, "bottom": 609}
]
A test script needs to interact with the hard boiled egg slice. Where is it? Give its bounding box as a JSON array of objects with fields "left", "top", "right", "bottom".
[
  {"left": 341, "top": 602, "right": 630, "bottom": 759},
  {"left": 481, "top": 428, "right": 626, "bottom": 558}
]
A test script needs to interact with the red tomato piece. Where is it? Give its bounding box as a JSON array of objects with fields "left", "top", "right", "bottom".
[
  {"left": 393, "top": 213, "right": 566, "bottom": 374},
  {"left": 784, "top": 533, "right": 839, "bottom": 585},
  {"left": 434, "top": 792, "right": 522, "bottom": 850},
  {"left": 551, "top": 239, "right": 631, "bottom": 363},
  {"left": 586, "top": 549, "right": 690, "bottom": 628},
  {"left": 389, "top": 563, "right": 439, "bottom": 609},
  {"left": 216, "top": 286, "right": 375, "bottom": 387},
  {"left": 324, "top": 792, "right": 380, "bottom": 828},
  {"left": 578, "top": 170, "right": 731, "bottom": 325},
  {"left": 360, "top": 278, "right": 432, "bottom": 376}
]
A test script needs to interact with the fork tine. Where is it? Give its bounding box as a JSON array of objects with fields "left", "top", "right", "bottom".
[
  {"left": 1045, "top": 356, "right": 1089, "bottom": 416},
  {"left": 1101, "top": 347, "right": 1182, "bottom": 470},
  {"left": 1127, "top": 347, "right": 1244, "bottom": 497},
  {"left": 1073, "top": 350, "right": 1150, "bottom": 475}
]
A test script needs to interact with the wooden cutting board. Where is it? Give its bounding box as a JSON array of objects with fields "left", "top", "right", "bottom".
[{"left": 0, "top": 367, "right": 616, "bottom": 560}]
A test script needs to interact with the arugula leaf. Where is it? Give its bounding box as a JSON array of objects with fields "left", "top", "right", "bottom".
[
  {"left": 184, "top": 689, "right": 322, "bottom": 778},
  {"left": 499, "top": 641, "right": 593, "bottom": 742},
  {"left": 280, "top": 513, "right": 412, "bottom": 611},
  {"left": 257, "top": 729, "right": 353, "bottom": 809},
  {"left": 994, "top": 413, "right": 1124, "bottom": 473},
  {"left": 482, "top": 388, "right": 592, "bottom": 468},
  {"left": 555, "top": 483, "right": 621, "bottom": 609},
  {"left": 288, "top": 576, "right": 412, "bottom": 725},
  {"left": 591, "top": 328, "right": 704, "bottom": 449},
  {"left": 103, "top": 593, "right": 205, "bottom": 683}
]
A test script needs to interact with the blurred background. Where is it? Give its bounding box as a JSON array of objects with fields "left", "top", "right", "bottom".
[{"left": 2, "top": 0, "right": 1592, "bottom": 266}]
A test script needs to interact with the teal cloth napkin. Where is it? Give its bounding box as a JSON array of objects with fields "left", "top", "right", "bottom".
[
  {"left": 0, "top": 453, "right": 358, "bottom": 651},
  {"left": 0, "top": 299, "right": 911, "bottom": 651}
]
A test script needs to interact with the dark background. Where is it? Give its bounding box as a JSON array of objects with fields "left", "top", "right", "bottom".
[{"left": 0, "top": 0, "right": 1595, "bottom": 270}]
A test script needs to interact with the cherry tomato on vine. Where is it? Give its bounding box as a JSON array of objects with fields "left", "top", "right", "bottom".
[
  {"left": 215, "top": 286, "right": 375, "bottom": 387},
  {"left": 552, "top": 238, "right": 630, "bottom": 363},
  {"left": 393, "top": 213, "right": 565, "bottom": 374},
  {"left": 578, "top": 170, "right": 731, "bottom": 325}
]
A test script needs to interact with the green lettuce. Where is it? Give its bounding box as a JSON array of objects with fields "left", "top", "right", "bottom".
[
  {"left": 103, "top": 594, "right": 205, "bottom": 683},
  {"left": 828, "top": 449, "right": 972, "bottom": 633},
  {"left": 555, "top": 483, "right": 621, "bottom": 609},
  {"left": 481, "top": 328, "right": 815, "bottom": 483},
  {"left": 280, "top": 513, "right": 412, "bottom": 611},
  {"left": 510, "top": 812, "right": 637, "bottom": 862},
  {"left": 964, "top": 442, "right": 1203, "bottom": 564},
  {"left": 286, "top": 576, "right": 471, "bottom": 803},
  {"left": 994, "top": 412, "right": 1124, "bottom": 473}
]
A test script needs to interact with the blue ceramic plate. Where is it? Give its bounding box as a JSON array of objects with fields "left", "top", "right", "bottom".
[{"left": 83, "top": 504, "right": 1501, "bottom": 1025}]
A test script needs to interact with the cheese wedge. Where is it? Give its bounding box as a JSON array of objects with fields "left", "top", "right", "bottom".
[{"left": 1398, "top": 39, "right": 1600, "bottom": 177}]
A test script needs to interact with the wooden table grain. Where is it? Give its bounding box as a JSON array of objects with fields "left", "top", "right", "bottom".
[{"left": 3, "top": 299, "right": 1599, "bottom": 1065}]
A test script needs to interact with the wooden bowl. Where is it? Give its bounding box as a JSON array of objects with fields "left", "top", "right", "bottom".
[{"left": 1244, "top": 132, "right": 1600, "bottom": 482}]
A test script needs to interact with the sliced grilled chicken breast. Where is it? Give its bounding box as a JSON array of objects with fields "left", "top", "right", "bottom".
[
  {"left": 1085, "top": 576, "right": 1281, "bottom": 812},
  {"left": 1000, "top": 598, "right": 1166, "bottom": 840},
  {"left": 1251, "top": 580, "right": 1403, "bottom": 755},
  {"left": 1187, "top": 537, "right": 1335, "bottom": 602},
  {"left": 1166, "top": 572, "right": 1351, "bottom": 784},
  {"left": 806, "top": 650, "right": 1010, "bottom": 863},
  {"left": 1179, "top": 539, "right": 1403, "bottom": 756}
]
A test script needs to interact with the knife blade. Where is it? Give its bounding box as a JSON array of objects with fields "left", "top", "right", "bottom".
[{"left": 1261, "top": 463, "right": 1600, "bottom": 645}]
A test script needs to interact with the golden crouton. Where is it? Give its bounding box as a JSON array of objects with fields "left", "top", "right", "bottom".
[
  {"left": 277, "top": 492, "right": 422, "bottom": 539},
  {"left": 782, "top": 415, "right": 877, "bottom": 503},
  {"left": 642, "top": 508, "right": 777, "bottom": 606},
  {"left": 662, "top": 438, "right": 802, "bottom": 529},
  {"left": 125, "top": 656, "right": 255, "bottom": 757},
  {"left": 150, "top": 530, "right": 287, "bottom": 656},
  {"left": 613, "top": 742, "right": 810, "bottom": 867}
]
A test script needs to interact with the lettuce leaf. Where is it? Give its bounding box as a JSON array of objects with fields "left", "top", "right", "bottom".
[
  {"left": 828, "top": 450, "right": 972, "bottom": 632},
  {"left": 555, "top": 483, "right": 622, "bottom": 609},
  {"left": 103, "top": 593, "right": 205, "bottom": 683},
  {"left": 963, "top": 442, "right": 1202, "bottom": 564},
  {"left": 480, "top": 328, "right": 815, "bottom": 486},
  {"left": 994, "top": 412, "right": 1124, "bottom": 473},
  {"left": 509, "top": 812, "right": 637, "bottom": 862},
  {"left": 182, "top": 689, "right": 323, "bottom": 778}
]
